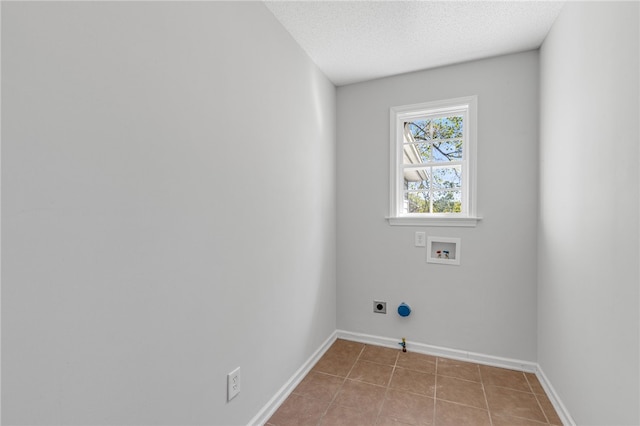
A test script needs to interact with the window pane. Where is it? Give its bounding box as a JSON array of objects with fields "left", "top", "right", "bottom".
[
  {"left": 405, "top": 191, "right": 430, "bottom": 213},
  {"left": 403, "top": 168, "right": 429, "bottom": 185},
  {"left": 432, "top": 166, "right": 461, "bottom": 189},
  {"left": 405, "top": 179, "right": 430, "bottom": 191},
  {"left": 405, "top": 120, "right": 431, "bottom": 141},
  {"left": 431, "top": 116, "right": 463, "bottom": 140},
  {"left": 432, "top": 140, "right": 462, "bottom": 162},
  {"left": 433, "top": 191, "right": 462, "bottom": 213},
  {"left": 403, "top": 143, "right": 430, "bottom": 164}
]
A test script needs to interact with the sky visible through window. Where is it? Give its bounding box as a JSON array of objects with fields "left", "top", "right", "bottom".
[{"left": 403, "top": 116, "right": 463, "bottom": 213}]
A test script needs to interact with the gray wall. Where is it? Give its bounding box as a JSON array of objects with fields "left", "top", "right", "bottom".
[
  {"left": 1, "top": 2, "right": 336, "bottom": 425},
  {"left": 336, "top": 51, "right": 539, "bottom": 362},
  {"left": 538, "top": 2, "right": 639, "bottom": 425}
]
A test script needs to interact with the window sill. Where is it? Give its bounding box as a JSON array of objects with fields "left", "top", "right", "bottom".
[{"left": 386, "top": 216, "right": 482, "bottom": 227}]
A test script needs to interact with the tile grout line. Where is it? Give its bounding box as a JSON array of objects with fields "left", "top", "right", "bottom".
[
  {"left": 533, "top": 392, "right": 552, "bottom": 424},
  {"left": 316, "top": 343, "right": 367, "bottom": 426},
  {"left": 374, "top": 349, "right": 399, "bottom": 425},
  {"left": 525, "top": 373, "right": 552, "bottom": 424},
  {"left": 480, "top": 364, "right": 495, "bottom": 426},
  {"left": 432, "top": 357, "right": 438, "bottom": 425}
]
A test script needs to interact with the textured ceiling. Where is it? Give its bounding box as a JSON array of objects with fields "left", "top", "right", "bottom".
[{"left": 264, "top": 1, "right": 565, "bottom": 86}]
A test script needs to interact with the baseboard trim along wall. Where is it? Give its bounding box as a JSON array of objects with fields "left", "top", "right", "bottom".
[
  {"left": 248, "top": 331, "right": 337, "bottom": 426},
  {"left": 250, "top": 329, "right": 575, "bottom": 426},
  {"left": 337, "top": 330, "right": 538, "bottom": 372},
  {"left": 535, "top": 364, "right": 577, "bottom": 426}
]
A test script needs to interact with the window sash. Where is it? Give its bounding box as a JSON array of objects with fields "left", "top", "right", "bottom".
[{"left": 398, "top": 111, "right": 468, "bottom": 215}]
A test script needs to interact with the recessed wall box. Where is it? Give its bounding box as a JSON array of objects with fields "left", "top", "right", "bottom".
[
  {"left": 373, "top": 301, "right": 387, "bottom": 314},
  {"left": 427, "top": 236, "right": 461, "bottom": 265}
]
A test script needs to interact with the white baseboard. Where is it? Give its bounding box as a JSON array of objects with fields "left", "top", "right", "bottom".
[
  {"left": 250, "top": 329, "right": 574, "bottom": 426},
  {"left": 247, "top": 331, "right": 337, "bottom": 426},
  {"left": 535, "top": 365, "right": 576, "bottom": 426},
  {"left": 336, "top": 329, "right": 538, "bottom": 373}
]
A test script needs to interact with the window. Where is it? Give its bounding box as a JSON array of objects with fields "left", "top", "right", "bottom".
[{"left": 388, "top": 96, "right": 479, "bottom": 226}]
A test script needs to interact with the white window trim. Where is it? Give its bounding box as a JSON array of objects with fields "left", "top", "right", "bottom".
[{"left": 387, "top": 96, "right": 481, "bottom": 227}]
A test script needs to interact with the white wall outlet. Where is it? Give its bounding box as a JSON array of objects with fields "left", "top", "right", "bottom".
[
  {"left": 227, "top": 367, "right": 241, "bottom": 401},
  {"left": 415, "top": 231, "right": 426, "bottom": 247}
]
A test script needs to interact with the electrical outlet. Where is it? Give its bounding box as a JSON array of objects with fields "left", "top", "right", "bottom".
[
  {"left": 415, "top": 231, "right": 426, "bottom": 247},
  {"left": 227, "top": 367, "right": 241, "bottom": 401},
  {"left": 373, "top": 301, "right": 387, "bottom": 314}
]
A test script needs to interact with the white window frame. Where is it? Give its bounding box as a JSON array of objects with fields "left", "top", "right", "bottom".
[{"left": 387, "top": 96, "right": 480, "bottom": 227}]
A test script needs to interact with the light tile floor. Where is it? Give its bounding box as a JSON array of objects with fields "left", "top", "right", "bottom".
[{"left": 267, "top": 339, "right": 562, "bottom": 426}]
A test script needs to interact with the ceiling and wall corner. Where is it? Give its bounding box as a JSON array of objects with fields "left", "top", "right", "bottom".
[{"left": 265, "top": 0, "right": 565, "bottom": 86}]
